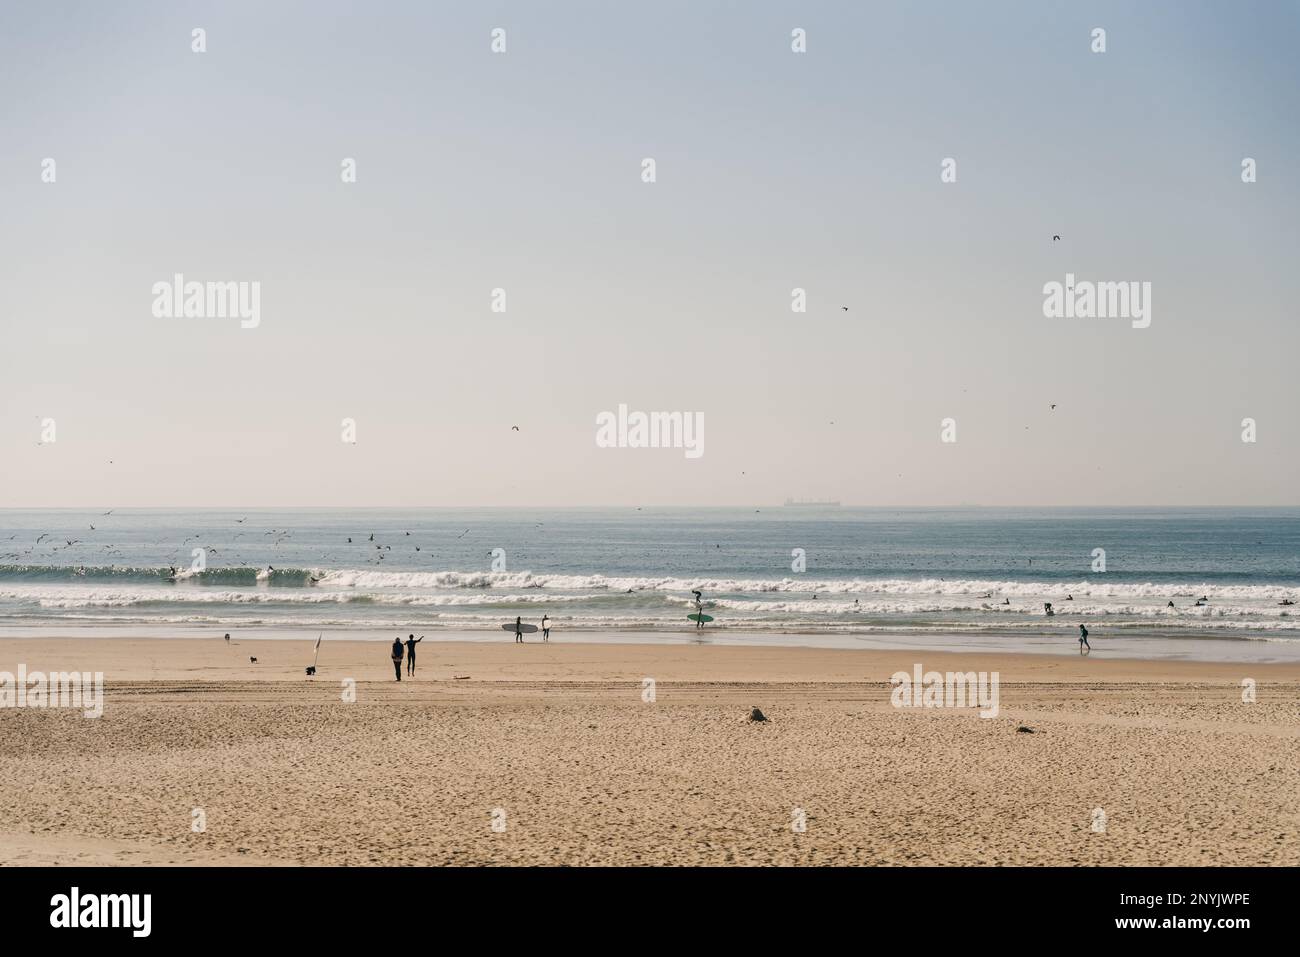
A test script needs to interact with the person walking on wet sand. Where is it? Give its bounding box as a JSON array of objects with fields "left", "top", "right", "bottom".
[
  {"left": 514, "top": 616, "right": 524, "bottom": 643},
  {"left": 405, "top": 634, "right": 422, "bottom": 676},
  {"left": 541, "top": 615, "right": 550, "bottom": 641},
  {"left": 1078, "top": 623, "right": 1090, "bottom": 655},
  {"left": 391, "top": 636, "right": 405, "bottom": 680}
]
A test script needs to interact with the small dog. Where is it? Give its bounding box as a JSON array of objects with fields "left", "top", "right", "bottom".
[
  {"left": 305, "top": 666, "right": 316, "bottom": 676},
  {"left": 250, "top": 657, "right": 257, "bottom": 663}
]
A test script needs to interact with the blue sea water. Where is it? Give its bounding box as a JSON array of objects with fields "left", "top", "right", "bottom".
[{"left": 1, "top": 508, "right": 1298, "bottom": 656}]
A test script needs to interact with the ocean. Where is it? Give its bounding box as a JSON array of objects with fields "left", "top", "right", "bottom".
[{"left": 1, "top": 507, "right": 1298, "bottom": 657}]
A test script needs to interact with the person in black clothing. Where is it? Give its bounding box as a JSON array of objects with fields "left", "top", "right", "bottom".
[
  {"left": 1078, "top": 624, "right": 1090, "bottom": 655},
  {"left": 391, "top": 636, "right": 404, "bottom": 680},
  {"left": 514, "top": 616, "right": 524, "bottom": 643},
  {"left": 405, "top": 634, "right": 423, "bottom": 676}
]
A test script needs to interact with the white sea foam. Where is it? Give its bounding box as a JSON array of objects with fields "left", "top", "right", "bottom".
[{"left": 1, "top": 569, "right": 1297, "bottom": 637}]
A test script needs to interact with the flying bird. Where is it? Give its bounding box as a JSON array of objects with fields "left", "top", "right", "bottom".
[
  {"left": 1052, "top": 235, "right": 1061, "bottom": 242},
  {"left": 511, "top": 426, "right": 520, "bottom": 431}
]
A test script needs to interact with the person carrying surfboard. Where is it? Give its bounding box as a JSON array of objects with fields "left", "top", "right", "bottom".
[
  {"left": 391, "top": 636, "right": 404, "bottom": 680},
  {"left": 514, "top": 616, "right": 524, "bottom": 643},
  {"left": 692, "top": 590, "right": 704, "bottom": 630}
]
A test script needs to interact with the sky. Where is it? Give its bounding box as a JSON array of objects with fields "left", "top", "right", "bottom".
[{"left": 1, "top": 0, "right": 1297, "bottom": 508}]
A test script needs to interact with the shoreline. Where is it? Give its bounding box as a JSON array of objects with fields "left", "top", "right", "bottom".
[{"left": 3, "top": 623, "right": 1300, "bottom": 664}]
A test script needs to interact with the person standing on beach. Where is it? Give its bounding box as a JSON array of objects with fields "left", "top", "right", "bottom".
[
  {"left": 1078, "top": 624, "right": 1090, "bottom": 655},
  {"left": 391, "top": 636, "right": 405, "bottom": 680},
  {"left": 405, "top": 634, "right": 422, "bottom": 676},
  {"left": 541, "top": 615, "right": 550, "bottom": 641},
  {"left": 514, "top": 616, "right": 524, "bottom": 643},
  {"left": 692, "top": 590, "right": 704, "bottom": 629}
]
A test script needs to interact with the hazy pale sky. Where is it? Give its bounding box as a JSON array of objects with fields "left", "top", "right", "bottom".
[{"left": 2, "top": 0, "right": 1297, "bottom": 507}]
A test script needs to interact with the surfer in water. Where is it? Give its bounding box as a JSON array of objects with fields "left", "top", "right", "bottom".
[
  {"left": 1078, "top": 624, "right": 1090, "bottom": 655},
  {"left": 541, "top": 615, "right": 550, "bottom": 641},
  {"left": 514, "top": 616, "right": 524, "bottom": 643},
  {"left": 390, "top": 636, "right": 404, "bottom": 680},
  {"left": 405, "top": 634, "right": 422, "bottom": 676}
]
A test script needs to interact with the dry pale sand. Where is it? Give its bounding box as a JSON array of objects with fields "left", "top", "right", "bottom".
[{"left": 1, "top": 635, "right": 1297, "bottom": 866}]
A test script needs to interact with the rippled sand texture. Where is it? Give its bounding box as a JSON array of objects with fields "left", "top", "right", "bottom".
[{"left": 1, "top": 638, "right": 1296, "bottom": 865}]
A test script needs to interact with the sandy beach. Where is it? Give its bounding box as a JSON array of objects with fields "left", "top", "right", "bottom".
[{"left": 1, "top": 634, "right": 1296, "bottom": 866}]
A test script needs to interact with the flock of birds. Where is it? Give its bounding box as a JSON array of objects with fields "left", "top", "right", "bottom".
[{"left": 0, "top": 512, "right": 548, "bottom": 576}]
